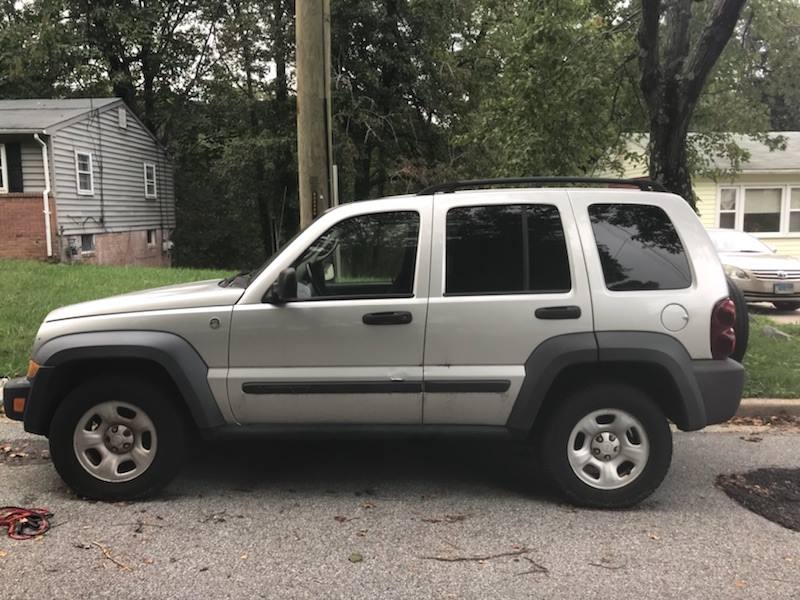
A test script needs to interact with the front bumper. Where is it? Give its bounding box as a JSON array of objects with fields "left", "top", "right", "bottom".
[
  {"left": 2, "top": 377, "right": 31, "bottom": 421},
  {"left": 692, "top": 358, "right": 744, "bottom": 426},
  {"left": 732, "top": 277, "right": 800, "bottom": 302}
]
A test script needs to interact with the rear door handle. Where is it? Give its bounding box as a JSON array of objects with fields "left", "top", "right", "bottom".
[
  {"left": 535, "top": 305, "right": 582, "bottom": 320},
  {"left": 362, "top": 311, "right": 413, "bottom": 325}
]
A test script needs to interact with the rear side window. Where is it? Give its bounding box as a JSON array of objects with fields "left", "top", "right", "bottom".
[
  {"left": 588, "top": 203, "right": 692, "bottom": 291},
  {"left": 446, "top": 204, "right": 571, "bottom": 295}
]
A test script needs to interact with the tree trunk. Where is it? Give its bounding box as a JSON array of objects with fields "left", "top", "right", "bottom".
[{"left": 637, "top": 0, "right": 747, "bottom": 207}]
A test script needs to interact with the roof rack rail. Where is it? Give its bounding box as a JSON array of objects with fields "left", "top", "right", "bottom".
[{"left": 416, "top": 177, "right": 667, "bottom": 195}]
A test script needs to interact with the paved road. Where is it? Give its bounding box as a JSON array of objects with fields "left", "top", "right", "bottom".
[{"left": 0, "top": 417, "right": 798, "bottom": 600}]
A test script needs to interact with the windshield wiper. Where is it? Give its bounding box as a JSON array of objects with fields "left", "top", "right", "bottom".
[{"left": 220, "top": 270, "right": 251, "bottom": 287}]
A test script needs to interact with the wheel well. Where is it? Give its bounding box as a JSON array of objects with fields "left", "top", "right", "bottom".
[
  {"left": 534, "top": 362, "right": 688, "bottom": 430},
  {"left": 41, "top": 358, "right": 194, "bottom": 432}
]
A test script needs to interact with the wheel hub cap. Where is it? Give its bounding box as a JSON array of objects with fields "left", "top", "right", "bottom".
[
  {"left": 104, "top": 424, "right": 134, "bottom": 454},
  {"left": 73, "top": 400, "right": 158, "bottom": 483},
  {"left": 566, "top": 408, "right": 650, "bottom": 490},
  {"left": 590, "top": 432, "right": 620, "bottom": 461}
]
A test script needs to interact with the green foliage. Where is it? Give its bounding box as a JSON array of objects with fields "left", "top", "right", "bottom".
[
  {"left": 744, "top": 316, "right": 800, "bottom": 399},
  {"left": 0, "top": 260, "right": 227, "bottom": 377},
  {"left": 0, "top": 0, "right": 793, "bottom": 267}
]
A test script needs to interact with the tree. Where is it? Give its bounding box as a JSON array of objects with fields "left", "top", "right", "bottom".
[{"left": 637, "top": 0, "right": 748, "bottom": 207}]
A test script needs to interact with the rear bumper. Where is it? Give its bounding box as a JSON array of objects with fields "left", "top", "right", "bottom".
[
  {"left": 692, "top": 358, "right": 744, "bottom": 427},
  {"left": 2, "top": 377, "right": 31, "bottom": 421}
]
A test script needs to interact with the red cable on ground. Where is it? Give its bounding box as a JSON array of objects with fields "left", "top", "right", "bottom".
[{"left": 0, "top": 506, "right": 53, "bottom": 540}]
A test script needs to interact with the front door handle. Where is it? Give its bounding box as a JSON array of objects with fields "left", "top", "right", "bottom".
[
  {"left": 362, "top": 311, "right": 413, "bottom": 325},
  {"left": 535, "top": 305, "right": 582, "bottom": 320}
]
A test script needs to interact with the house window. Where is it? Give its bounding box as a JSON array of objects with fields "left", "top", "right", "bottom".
[
  {"left": 143, "top": 163, "right": 157, "bottom": 199},
  {"left": 718, "top": 188, "right": 737, "bottom": 229},
  {"left": 743, "top": 188, "right": 781, "bottom": 233},
  {"left": 147, "top": 229, "right": 157, "bottom": 246},
  {"left": 717, "top": 185, "right": 800, "bottom": 235},
  {"left": 75, "top": 151, "right": 94, "bottom": 195},
  {"left": 81, "top": 234, "right": 95, "bottom": 253},
  {"left": 118, "top": 107, "right": 127, "bottom": 129},
  {"left": 791, "top": 188, "right": 800, "bottom": 233},
  {"left": 0, "top": 144, "right": 7, "bottom": 193}
]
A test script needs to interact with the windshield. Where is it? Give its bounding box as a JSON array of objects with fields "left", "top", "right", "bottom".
[{"left": 708, "top": 229, "right": 772, "bottom": 253}]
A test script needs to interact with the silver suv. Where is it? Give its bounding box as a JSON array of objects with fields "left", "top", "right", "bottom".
[{"left": 3, "top": 178, "right": 744, "bottom": 508}]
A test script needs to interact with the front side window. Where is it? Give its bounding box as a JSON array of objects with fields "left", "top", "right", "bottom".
[
  {"left": 0, "top": 144, "right": 7, "bottom": 193},
  {"left": 292, "top": 211, "right": 420, "bottom": 300},
  {"left": 589, "top": 203, "right": 692, "bottom": 291},
  {"left": 144, "top": 163, "right": 157, "bottom": 199},
  {"left": 75, "top": 151, "right": 93, "bottom": 195},
  {"left": 445, "top": 204, "right": 571, "bottom": 295}
]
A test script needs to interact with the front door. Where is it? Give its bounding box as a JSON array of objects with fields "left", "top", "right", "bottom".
[{"left": 227, "top": 199, "right": 432, "bottom": 424}]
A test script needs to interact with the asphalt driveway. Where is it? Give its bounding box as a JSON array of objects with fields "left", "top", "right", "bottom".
[{"left": 0, "top": 417, "right": 798, "bottom": 599}]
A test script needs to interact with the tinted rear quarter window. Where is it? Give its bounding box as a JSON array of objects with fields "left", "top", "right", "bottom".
[
  {"left": 446, "top": 204, "right": 571, "bottom": 294},
  {"left": 588, "top": 203, "right": 692, "bottom": 291}
]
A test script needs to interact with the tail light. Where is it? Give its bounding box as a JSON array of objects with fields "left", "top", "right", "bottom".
[{"left": 711, "top": 298, "right": 736, "bottom": 359}]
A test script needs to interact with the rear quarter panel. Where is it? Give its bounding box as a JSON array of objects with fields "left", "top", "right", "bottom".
[{"left": 568, "top": 190, "right": 727, "bottom": 359}]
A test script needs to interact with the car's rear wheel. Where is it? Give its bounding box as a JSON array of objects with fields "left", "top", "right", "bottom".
[
  {"left": 540, "top": 382, "right": 672, "bottom": 508},
  {"left": 726, "top": 276, "right": 749, "bottom": 363},
  {"left": 773, "top": 301, "right": 800, "bottom": 312},
  {"left": 49, "top": 375, "right": 188, "bottom": 501}
]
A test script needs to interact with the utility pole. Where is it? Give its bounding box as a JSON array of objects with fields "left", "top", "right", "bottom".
[{"left": 296, "top": 0, "right": 333, "bottom": 229}]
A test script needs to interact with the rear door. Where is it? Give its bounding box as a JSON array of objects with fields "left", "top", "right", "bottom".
[{"left": 422, "top": 190, "right": 594, "bottom": 425}]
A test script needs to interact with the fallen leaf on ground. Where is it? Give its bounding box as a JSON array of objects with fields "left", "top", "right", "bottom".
[
  {"left": 648, "top": 532, "right": 660, "bottom": 541},
  {"left": 0, "top": 550, "right": 7, "bottom": 559},
  {"left": 361, "top": 501, "right": 375, "bottom": 510},
  {"left": 348, "top": 552, "right": 364, "bottom": 563},
  {"left": 142, "top": 557, "right": 154, "bottom": 565},
  {"left": 740, "top": 435, "right": 762, "bottom": 443},
  {"left": 735, "top": 579, "right": 747, "bottom": 588}
]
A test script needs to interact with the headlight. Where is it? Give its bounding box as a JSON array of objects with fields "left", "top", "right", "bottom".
[{"left": 724, "top": 265, "right": 750, "bottom": 280}]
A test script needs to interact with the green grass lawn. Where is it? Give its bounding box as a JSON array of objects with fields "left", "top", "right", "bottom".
[
  {"left": 743, "top": 315, "right": 800, "bottom": 398},
  {"left": 1, "top": 260, "right": 799, "bottom": 398},
  {"left": 0, "top": 260, "right": 228, "bottom": 378}
]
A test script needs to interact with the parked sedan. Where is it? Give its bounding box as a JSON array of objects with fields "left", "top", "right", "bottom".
[{"left": 708, "top": 229, "right": 800, "bottom": 311}]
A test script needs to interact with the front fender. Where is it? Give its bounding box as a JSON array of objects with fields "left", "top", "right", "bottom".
[{"left": 24, "top": 331, "right": 225, "bottom": 434}]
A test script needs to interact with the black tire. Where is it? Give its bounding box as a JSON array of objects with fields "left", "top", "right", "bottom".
[
  {"left": 540, "top": 382, "right": 672, "bottom": 509},
  {"left": 49, "top": 375, "right": 189, "bottom": 501},
  {"left": 726, "top": 276, "right": 749, "bottom": 363},
  {"left": 773, "top": 301, "right": 800, "bottom": 312}
]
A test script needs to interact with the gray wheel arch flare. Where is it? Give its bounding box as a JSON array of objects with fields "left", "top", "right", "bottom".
[
  {"left": 506, "top": 331, "right": 712, "bottom": 434},
  {"left": 25, "top": 331, "right": 225, "bottom": 435}
]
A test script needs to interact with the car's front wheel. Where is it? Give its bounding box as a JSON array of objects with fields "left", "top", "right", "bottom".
[
  {"left": 49, "top": 375, "right": 188, "bottom": 501},
  {"left": 540, "top": 382, "right": 672, "bottom": 508}
]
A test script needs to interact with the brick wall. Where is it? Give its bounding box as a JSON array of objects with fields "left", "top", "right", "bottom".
[
  {"left": 0, "top": 193, "right": 57, "bottom": 260},
  {"left": 71, "top": 229, "right": 171, "bottom": 267}
]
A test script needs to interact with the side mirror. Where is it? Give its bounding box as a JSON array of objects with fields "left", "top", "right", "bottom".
[{"left": 266, "top": 267, "right": 297, "bottom": 304}]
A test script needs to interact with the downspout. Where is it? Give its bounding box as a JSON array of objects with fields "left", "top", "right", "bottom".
[{"left": 33, "top": 133, "right": 53, "bottom": 258}]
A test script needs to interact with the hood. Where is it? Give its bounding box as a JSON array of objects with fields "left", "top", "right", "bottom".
[
  {"left": 45, "top": 279, "right": 245, "bottom": 322},
  {"left": 718, "top": 252, "right": 800, "bottom": 272}
]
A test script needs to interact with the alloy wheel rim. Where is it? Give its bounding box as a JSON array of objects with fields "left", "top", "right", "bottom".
[
  {"left": 566, "top": 408, "right": 649, "bottom": 490},
  {"left": 73, "top": 401, "right": 158, "bottom": 483}
]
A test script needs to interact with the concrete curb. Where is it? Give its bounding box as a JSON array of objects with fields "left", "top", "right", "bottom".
[{"left": 737, "top": 398, "right": 800, "bottom": 418}]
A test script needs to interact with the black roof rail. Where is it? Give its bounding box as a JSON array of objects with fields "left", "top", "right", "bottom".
[{"left": 416, "top": 177, "right": 667, "bottom": 195}]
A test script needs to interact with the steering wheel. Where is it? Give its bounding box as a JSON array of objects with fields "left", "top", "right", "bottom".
[{"left": 306, "top": 262, "right": 326, "bottom": 296}]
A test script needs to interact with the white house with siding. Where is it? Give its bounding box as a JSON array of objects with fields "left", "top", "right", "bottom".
[
  {"left": 0, "top": 98, "right": 175, "bottom": 265},
  {"left": 617, "top": 132, "right": 800, "bottom": 256}
]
